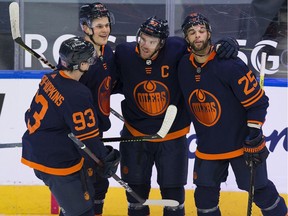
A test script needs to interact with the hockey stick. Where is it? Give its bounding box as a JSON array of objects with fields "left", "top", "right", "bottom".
[
  {"left": 259, "top": 52, "right": 267, "bottom": 90},
  {"left": 246, "top": 52, "right": 267, "bottom": 216},
  {"left": 102, "top": 104, "right": 177, "bottom": 142},
  {"left": 247, "top": 161, "right": 255, "bottom": 216},
  {"left": 9, "top": 2, "right": 56, "bottom": 70},
  {"left": 110, "top": 108, "right": 125, "bottom": 122},
  {"left": 0, "top": 143, "right": 22, "bottom": 148},
  {"left": 68, "top": 132, "right": 179, "bottom": 207},
  {"left": 1, "top": 104, "right": 177, "bottom": 148}
]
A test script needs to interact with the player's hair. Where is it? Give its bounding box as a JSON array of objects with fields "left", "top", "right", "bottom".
[
  {"left": 137, "top": 16, "right": 169, "bottom": 48},
  {"left": 181, "top": 12, "right": 212, "bottom": 36},
  {"left": 79, "top": 2, "right": 114, "bottom": 30},
  {"left": 59, "top": 36, "right": 96, "bottom": 71}
]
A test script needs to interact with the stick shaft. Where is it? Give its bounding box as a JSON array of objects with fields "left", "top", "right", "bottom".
[
  {"left": 9, "top": 2, "right": 56, "bottom": 70},
  {"left": 247, "top": 162, "right": 255, "bottom": 216},
  {"left": 68, "top": 133, "right": 146, "bottom": 203},
  {"left": 110, "top": 108, "right": 125, "bottom": 122},
  {"left": 246, "top": 52, "right": 266, "bottom": 215},
  {"left": 259, "top": 52, "right": 267, "bottom": 89}
]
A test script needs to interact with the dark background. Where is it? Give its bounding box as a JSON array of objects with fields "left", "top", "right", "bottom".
[{"left": 0, "top": 0, "right": 287, "bottom": 79}]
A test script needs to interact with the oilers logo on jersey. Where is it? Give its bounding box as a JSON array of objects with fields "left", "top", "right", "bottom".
[
  {"left": 133, "top": 80, "right": 170, "bottom": 116},
  {"left": 188, "top": 89, "right": 221, "bottom": 127},
  {"left": 98, "top": 76, "right": 111, "bottom": 116}
]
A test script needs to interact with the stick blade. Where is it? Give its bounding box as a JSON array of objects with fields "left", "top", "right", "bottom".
[
  {"left": 9, "top": 2, "right": 21, "bottom": 40},
  {"left": 142, "top": 199, "right": 179, "bottom": 207},
  {"left": 156, "top": 105, "right": 177, "bottom": 138}
]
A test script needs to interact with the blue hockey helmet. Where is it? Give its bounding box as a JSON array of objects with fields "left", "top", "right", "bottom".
[
  {"left": 138, "top": 16, "right": 169, "bottom": 40},
  {"left": 59, "top": 36, "right": 96, "bottom": 71},
  {"left": 181, "top": 13, "right": 212, "bottom": 36},
  {"left": 79, "top": 2, "right": 115, "bottom": 29},
  {"left": 136, "top": 16, "right": 169, "bottom": 49}
]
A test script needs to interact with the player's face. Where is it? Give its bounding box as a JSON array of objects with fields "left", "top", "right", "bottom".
[
  {"left": 186, "top": 25, "right": 210, "bottom": 53},
  {"left": 90, "top": 17, "right": 110, "bottom": 45},
  {"left": 138, "top": 32, "right": 161, "bottom": 59}
]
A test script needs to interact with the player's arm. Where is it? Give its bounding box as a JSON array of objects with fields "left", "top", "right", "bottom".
[
  {"left": 229, "top": 61, "right": 269, "bottom": 166},
  {"left": 66, "top": 90, "right": 120, "bottom": 178}
]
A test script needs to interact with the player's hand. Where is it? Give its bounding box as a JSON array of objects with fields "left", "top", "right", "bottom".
[
  {"left": 243, "top": 127, "right": 269, "bottom": 167},
  {"left": 215, "top": 37, "right": 239, "bottom": 59},
  {"left": 96, "top": 145, "right": 121, "bottom": 178}
]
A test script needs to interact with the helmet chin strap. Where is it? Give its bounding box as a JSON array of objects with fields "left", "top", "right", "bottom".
[
  {"left": 191, "top": 44, "right": 213, "bottom": 57},
  {"left": 86, "top": 28, "right": 102, "bottom": 47}
]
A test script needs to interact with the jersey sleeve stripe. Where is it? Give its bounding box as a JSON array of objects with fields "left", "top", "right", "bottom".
[
  {"left": 76, "top": 129, "right": 100, "bottom": 141},
  {"left": 241, "top": 89, "right": 264, "bottom": 107}
]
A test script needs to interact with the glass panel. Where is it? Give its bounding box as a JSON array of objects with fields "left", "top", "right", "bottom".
[{"left": 0, "top": 0, "right": 286, "bottom": 82}]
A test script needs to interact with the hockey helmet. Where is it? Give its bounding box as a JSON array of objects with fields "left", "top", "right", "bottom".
[
  {"left": 79, "top": 2, "right": 114, "bottom": 29},
  {"left": 138, "top": 16, "right": 169, "bottom": 40},
  {"left": 181, "top": 13, "right": 212, "bottom": 35},
  {"left": 59, "top": 36, "right": 96, "bottom": 71}
]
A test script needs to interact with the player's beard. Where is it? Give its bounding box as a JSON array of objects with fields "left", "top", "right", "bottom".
[{"left": 191, "top": 38, "right": 210, "bottom": 54}]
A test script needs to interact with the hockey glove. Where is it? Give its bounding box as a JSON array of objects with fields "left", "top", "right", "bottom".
[
  {"left": 96, "top": 145, "right": 121, "bottom": 178},
  {"left": 215, "top": 36, "right": 239, "bottom": 59},
  {"left": 243, "top": 127, "right": 269, "bottom": 167}
]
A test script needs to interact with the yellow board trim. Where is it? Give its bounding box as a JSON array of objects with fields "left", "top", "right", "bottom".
[{"left": 0, "top": 185, "right": 287, "bottom": 215}]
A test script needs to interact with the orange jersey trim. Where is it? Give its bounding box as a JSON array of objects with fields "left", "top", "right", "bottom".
[
  {"left": 76, "top": 129, "right": 100, "bottom": 141},
  {"left": 189, "top": 49, "right": 216, "bottom": 69},
  {"left": 195, "top": 148, "right": 244, "bottom": 160},
  {"left": 241, "top": 88, "right": 264, "bottom": 107},
  {"left": 125, "top": 122, "right": 190, "bottom": 142},
  {"left": 59, "top": 70, "right": 73, "bottom": 79},
  {"left": 247, "top": 120, "right": 264, "bottom": 126},
  {"left": 21, "top": 157, "right": 84, "bottom": 176}
]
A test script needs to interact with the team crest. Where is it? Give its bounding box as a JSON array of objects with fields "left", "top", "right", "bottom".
[
  {"left": 133, "top": 80, "right": 170, "bottom": 116},
  {"left": 189, "top": 89, "right": 221, "bottom": 126},
  {"left": 98, "top": 76, "right": 111, "bottom": 116}
]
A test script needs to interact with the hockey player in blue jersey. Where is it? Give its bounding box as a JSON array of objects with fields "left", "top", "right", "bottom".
[
  {"left": 77, "top": 3, "right": 116, "bottom": 215},
  {"left": 113, "top": 16, "right": 240, "bottom": 216},
  {"left": 177, "top": 12, "right": 287, "bottom": 216},
  {"left": 22, "top": 36, "right": 120, "bottom": 216},
  {"left": 79, "top": 2, "right": 116, "bottom": 133}
]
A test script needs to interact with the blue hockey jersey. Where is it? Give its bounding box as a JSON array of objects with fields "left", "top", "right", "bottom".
[
  {"left": 22, "top": 70, "right": 108, "bottom": 175},
  {"left": 178, "top": 51, "right": 269, "bottom": 159},
  {"left": 114, "top": 36, "right": 191, "bottom": 141},
  {"left": 80, "top": 44, "right": 116, "bottom": 132}
]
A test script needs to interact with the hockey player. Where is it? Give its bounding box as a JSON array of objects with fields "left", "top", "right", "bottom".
[
  {"left": 177, "top": 12, "right": 288, "bottom": 216},
  {"left": 77, "top": 3, "right": 116, "bottom": 215},
  {"left": 79, "top": 2, "right": 116, "bottom": 132},
  {"left": 21, "top": 36, "right": 120, "bottom": 216},
  {"left": 113, "top": 16, "right": 239, "bottom": 216}
]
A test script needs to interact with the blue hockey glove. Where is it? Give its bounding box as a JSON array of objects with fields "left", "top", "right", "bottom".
[
  {"left": 243, "top": 127, "right": 269, "bottom": 167},
  {"left": 215, "top": 37, "right": 239, "bottom": 59},
  {"left": 96, "top": 145, "right": 121, "bottom": 178}
]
